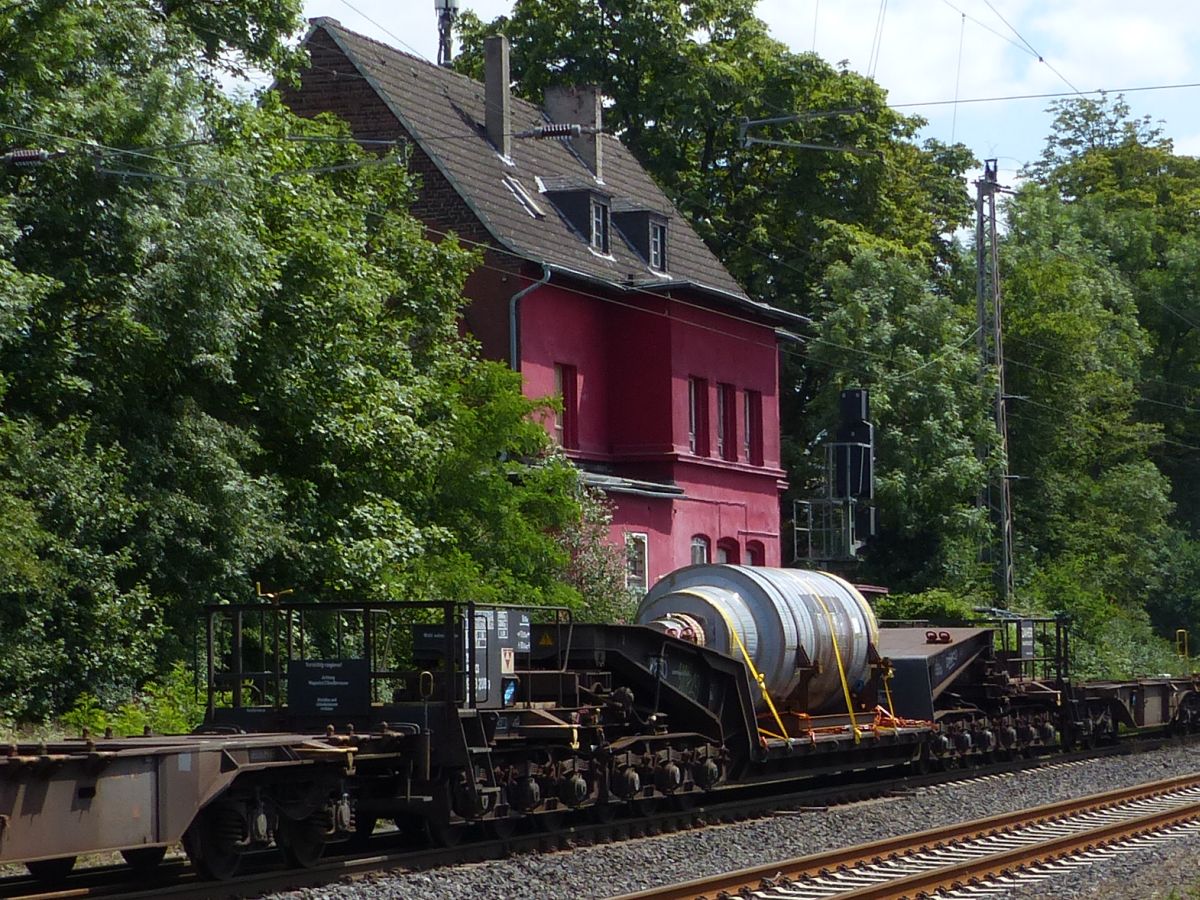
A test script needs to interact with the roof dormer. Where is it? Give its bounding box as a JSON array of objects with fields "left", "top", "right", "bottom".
[
  {"left": 612, "top": 200, "right": 669, "bottom": 273},
  {"left": 543, "top": 177, "right": 613, "bottom": 254}
]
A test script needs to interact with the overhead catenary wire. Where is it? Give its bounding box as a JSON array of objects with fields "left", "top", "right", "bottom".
[
  {"left": 10, "top": 81, "right": 1200, "bottom": 434},
  {"left": 867, "top": 0, "right": 889, "bottom": 80},
  {"left": 416, "top": 204, "right": 1200, "bottom": 424},
  {"left": 4, "top": 114, "right": 1190, "bottom": 420},
  {"left": 980, "top": 0, "right": 1083, "bottom": 97},
  {"left": 335, "top": 0, "right": 434, "bottom": 66},
  {"left": 939, "top": 0, "right": 1031, "bottom": 56},
  {"left": 951, "top": 12, "right": 966, "bottom": 141},
  {"left": 6, "top": 13, "right": 1200, "bottom": 456}
]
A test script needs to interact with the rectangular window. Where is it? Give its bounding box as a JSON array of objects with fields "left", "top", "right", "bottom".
[
  {"left": 649, "top": 221, "right": 666, "bottom": 271},
  {"left": 554, "top": 363, "right": 579, "bottom": 449},
  {"left": 690, "top": 535, "right": 710, "bottom": 565},
  {"left": 688, "top": 377, "right": 709, "bottom": 455},
  {"left": 744, "top": 389, "right": 763, "bottom": 465},
  {"left": 625, "top": 533, "right": 648, "bottom": 592},
  {"left": 717, "top": 383, "right": 736, "bottom": 461},
  {"left": 590, "top": 199, "right": 609, "bottom": 252}
]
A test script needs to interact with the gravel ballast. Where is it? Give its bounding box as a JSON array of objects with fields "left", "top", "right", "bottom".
[{"left": 270, "top": 745, "right": 1200, "bottom": 900}]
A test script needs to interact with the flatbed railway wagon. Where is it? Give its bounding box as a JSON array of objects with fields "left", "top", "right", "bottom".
[{"left": 3, "top": 565, "right": 1200, "bottom": 882}]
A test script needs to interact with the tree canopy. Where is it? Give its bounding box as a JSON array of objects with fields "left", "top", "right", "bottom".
[
  {"left": 457, "top": 6, "right": 1200, "bottom": 675},
  {"left": 0, "top": 0, "right": 618, "bottom": 720},
  {"left": 457, "top": 0, "right": 983, "bottom": 591}
]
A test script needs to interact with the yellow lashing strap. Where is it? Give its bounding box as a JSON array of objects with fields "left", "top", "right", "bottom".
[
  {"left": 713, "top": 605, "right": 791, "bottom": 743},
  {"left": 882, "top": 666, "right": 896, "bottom": 721},
  {"left": 812, "top": 593, "right": 862, "bottom": 743}
]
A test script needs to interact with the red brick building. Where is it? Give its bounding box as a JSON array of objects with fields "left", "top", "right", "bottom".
[{"left": 284, "top": 19, "right": 806, "bottom": 588}]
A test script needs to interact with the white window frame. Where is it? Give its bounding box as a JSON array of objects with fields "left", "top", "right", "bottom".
[
  {"left": 690, "top": 535, "right": 710, "bottom": 565},
  {"left": 590, "top": 199, "right": 609, "bottom": 252},
  {"left": 743, "top": 389, "right": 752, "bottom": 461},
  {"left": 553, "top": 364, "right": 565, "bottom": 445},
  {"left": 649, "top": 221, "right": 666, "bottom": 271},
  {"left": 688, "top": 377, "right": 698, "bottom": 453},
  {"left": 715, "top": 386, "right": 726, "bottom": 458},
  {"left": 625, "top": 532, "right": 649, "bottom": 592}
]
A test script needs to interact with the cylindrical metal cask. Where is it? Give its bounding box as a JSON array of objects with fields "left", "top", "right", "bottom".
[{"left": 636, "top": 565, "right": 878, "bottom": 713}]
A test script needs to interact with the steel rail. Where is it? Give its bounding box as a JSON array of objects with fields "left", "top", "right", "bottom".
[
  {"left": 614, "top": 772, "right": 1200, "bottom": 900},
  {"left": 833, "top": 798, "right": 1200, "bottom": 899}
]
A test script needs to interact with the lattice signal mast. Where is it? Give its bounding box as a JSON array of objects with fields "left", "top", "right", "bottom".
[
  {"left": 976, "top": 159, "right": 1015, "bottom": 606},
  {"left": 434, "top": 0, "right": 459, "bottom": 67}
]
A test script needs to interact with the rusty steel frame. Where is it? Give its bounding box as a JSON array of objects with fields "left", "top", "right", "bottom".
[{"left": 0, "top": 734, "right": 352, "bottom": 867}]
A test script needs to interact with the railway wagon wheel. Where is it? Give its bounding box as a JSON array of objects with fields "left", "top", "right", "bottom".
[
  {"left": 277, "top": 815, "right": 327, "bottom": 869},
  {"left": 25, "top": 856, "right": 77, "bottom": 884},
  {"left": 182, "top": 801, "right": 246, "bottom": 881},
  {"left": 486, "top": 813, "right": 518, "bottom": 840}
]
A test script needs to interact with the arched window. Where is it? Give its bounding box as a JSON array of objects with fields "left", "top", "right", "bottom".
[
  {"left": 716, "top": 539, "right": 740, "bottom": 565},
  {"left": 745, "top": 540, "right": 765, "bottom": 566},
  {"left": 690, "top": 535, "right": 710, "bottom": 565}
]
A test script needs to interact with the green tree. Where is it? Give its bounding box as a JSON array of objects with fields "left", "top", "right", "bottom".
[
  {"left": 806, "top": 248, "right": 992, "bottom": 591},
  {"left": 1017, "top": 95, "right": 1200, "bottom": 655},
  {"left": 0, "top": 0, "right": 607, "bottom": 719},
  {"left": 457, "top": 0, "right": 979, "bottom": 586}
]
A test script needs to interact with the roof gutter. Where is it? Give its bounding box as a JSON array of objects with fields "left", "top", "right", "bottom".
[
  {"left": 509, "top": 264, "right": 551, "bottom": 371},
  {"left": 542, "top": 263, "right": 811, "bottom": 330}
]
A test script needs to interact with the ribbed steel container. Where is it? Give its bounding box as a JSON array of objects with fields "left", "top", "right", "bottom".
[{"left": 636, "top": 565, "right": 878, "bottom": 713}]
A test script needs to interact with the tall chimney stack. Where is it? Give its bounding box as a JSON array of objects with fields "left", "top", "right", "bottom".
[
  {"left": 545, "top": 85, "right": 603, "bottom": 182},
  {"left": 484, "top": 35, "right": 511, "bottom": 158}
]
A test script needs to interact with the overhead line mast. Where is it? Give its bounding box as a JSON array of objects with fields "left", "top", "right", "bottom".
[
  {"left": 975, "top": 159, "right": 1015, "bottom": 606},
  {"left": 434, "top": 0, "right": 459, "bottom": 67}
]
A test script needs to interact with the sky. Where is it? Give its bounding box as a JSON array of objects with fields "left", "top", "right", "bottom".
[{"left": 301, "top": 0, "right": 1200, "bottom": 186}]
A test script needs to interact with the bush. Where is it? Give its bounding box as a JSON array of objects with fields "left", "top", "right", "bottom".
[
  {"left": 873, "top": 588, "right": 978, "bottom": 624},
  {"left": 60, "top": 663, "right": 204, "bottom": 737}
]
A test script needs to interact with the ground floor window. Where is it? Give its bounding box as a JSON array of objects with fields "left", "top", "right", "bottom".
[
  {"left": 625, "top": 532, "right": 648, "bottom": 592},
  {"left": 716, "top": 539, "right": 740, "bottom": 564}
]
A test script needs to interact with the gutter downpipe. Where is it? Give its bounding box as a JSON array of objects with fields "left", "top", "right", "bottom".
[{"left": 509, "top": 264, "right": 551, "bottom": 371}]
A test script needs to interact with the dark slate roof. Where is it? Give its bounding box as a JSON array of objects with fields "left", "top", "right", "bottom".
[{"left": 306, "top": 18, "right": 806, "bottom": 327}]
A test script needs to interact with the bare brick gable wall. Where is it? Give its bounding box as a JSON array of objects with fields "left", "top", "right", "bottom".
[{"left": 280, "top": 30, "right": 525, "bottom": 359}]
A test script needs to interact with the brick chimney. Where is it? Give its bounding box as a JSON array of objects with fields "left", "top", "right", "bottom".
[
  {"left": 484, "top": 35, "right": 511, "bottom": 158},
  {"left": 545, "top": 85, "right": 602, "bottom": 182}
]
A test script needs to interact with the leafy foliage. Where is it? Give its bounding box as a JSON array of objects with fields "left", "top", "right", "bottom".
[
  {"left": 0, "top": 0, "right": 606, "bottom": 720},
  {"left": 1005, "top": 95, "right": 1200, "bottom": 669},
  {"left": 873, "top": 588, "right": 978, "bottom": 625},
  {"left": 457, "top": 0, "right": 980, "bottom": 595},
  {"left": 807, "top": 249, "right": 992, "bottom": 590},
  {"left": 62, "top": 662, "right": 205, "bottom": 737}
]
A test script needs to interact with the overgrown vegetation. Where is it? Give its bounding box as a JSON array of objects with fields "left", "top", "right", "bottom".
[
  {"left": 460, "top": 5, "right": 1199, "bottom": 677},
  {"left": 0, "top": 1, "right": 622, "bottom": 722},
  {"left": 2, "top": 2, "right": 1197, "bottom": 723}
]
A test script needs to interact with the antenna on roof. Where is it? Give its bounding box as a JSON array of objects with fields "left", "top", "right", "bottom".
[{"left": 434, "top": 0, "right": 459, "bottom": 67}]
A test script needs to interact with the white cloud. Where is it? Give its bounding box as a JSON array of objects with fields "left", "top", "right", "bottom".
[{"left": 302, "top": 0, "right": 1200, "bottom": 166}]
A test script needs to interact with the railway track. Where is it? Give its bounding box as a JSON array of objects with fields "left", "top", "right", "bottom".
[
  {"left": 0, "top": 740, "right": 1178, "bottom": 900},
  {"left": 617, "top": 771, "right": 1200, "bottom": 900}
]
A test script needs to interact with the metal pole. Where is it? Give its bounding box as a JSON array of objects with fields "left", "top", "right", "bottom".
[
  {"left": 232, "top": 611, "right": 243, "bottom": 709},
  {"left": 975, "top": 159, "right": 1016, "bottom": 607}
]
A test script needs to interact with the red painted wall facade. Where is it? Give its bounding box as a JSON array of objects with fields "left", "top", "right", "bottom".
[
  {"left": 514, "top": 274, "right": 785, "bottom": 588},
  {"left": 283, "top": 30, "right": 784, "bottom": 589}
]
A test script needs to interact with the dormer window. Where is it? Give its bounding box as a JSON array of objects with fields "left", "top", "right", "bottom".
[
  {"left": 542, "top": 179, "right": 613, "bottom": 252},
  {"left": 649, "top": 221, "right": 666, "bottom": 271},
  {"left": 612, "top": 203, "right": 668, "bottom": 272},
  {"left": 591, "top": 199, "right": 609, "bottom": 252}
]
